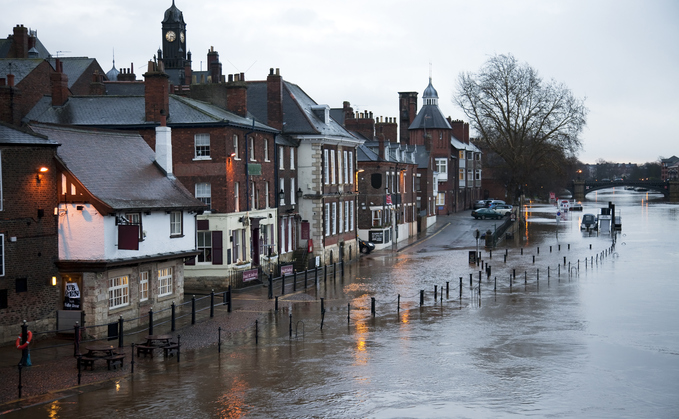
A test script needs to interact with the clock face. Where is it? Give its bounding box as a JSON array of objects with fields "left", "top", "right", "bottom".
[
  {"left": 180, "top": 31, "right": 185, "bottom": 43},
  {"left": 165, "top": 30, "right": 176, "bottom": 42}
]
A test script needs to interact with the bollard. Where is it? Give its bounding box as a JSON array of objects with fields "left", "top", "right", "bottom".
[
  {"left": 548, "top": 266, "right": 550, "bottom": 278},
  {"left": 559, "top": 244, "right": 561, "bottom": 251},
  {"left": 537, "top": 247, "right": 540, "bottom": 254},
  {"left": 513, "top": 269, "right": 516, "bottom": 279},
  {"left": 347, "top": 303, "right": 351, "bottom": 324},
  {"left": 533, "top": 255, "right": 535, "bottom": 264},
  {"left": 446, "top": 282, "right": 449, "bottom": 298},
  {"left": 568, "top": 244, "right": 570, "bottom": 250},
  {"left": 510, "top": 275, "right": 513, "bottom": 291},
  {"left": 537, "top": 269, "right": 539, "bottom": 282},
  {"left": 118, "top": 315, "right": 124, "bottom": 348},
  {"left": 434, "top": 285, "right": 438, "bottom": 301},
  {"left": 321, "top": 298, "right": 326, "bottom": 329},
  {"left": 281, "top": 274, "right": 286, "bottom": 295},
  {"left": 191, "top": 296, "right": 196, "bottom": 325},
  {"left": 420, "top": 290, "right": 424, "bottom": 306},
  {"left": 521, "top": 248, "right": 524, "bottom": 255},
  {"left": 268, "top": 275, "right": 273, "bottom": 299},
  {"left": 590, "top": 244, "right": 592, "bottom": 249},
  {"left": 210, "top": 290, "right": 215, "bottom": 318},
  {"left": 504, "top": 254, "right": 507, "bottom": 263},
  {"left": 275, "top": 296, "right": 279, "bottom": 311},
  {"left": 227, "top": 285, "right": 232, "bottom": 313},
  {"left": 371, "top": 297, "right": 376, "bottom": 316},
  {"left": 505, "top": 248, "right": 508, "bottom": 256},
  {"left": 470, "top": 273, "right": 473, "bottom": 287},
  {"left": 459, "top": 277, "right": 463, "bottom": 299},
  {"left": 558, "top": 264, "right": 561, "bottom": 278},
  {"left": 568, "top": 261, "right": 571, "bottom": 273},
  {"left": 398, "top": 294, "right": 401, "bottom": 312},
  {"left": 494, "top": 276, "right": 497, "bottom": 291},
  {"left": 479, "top": 270, "right": 482, "bottom": 283},
  {"left": 525, "top": 271, "right": 527, "bottom": 284},
  {"left": 489, "top": 250, "right": 492, "bottom": 259},
  {"left": 171, "top": 302, "right": 176, "bottom": 332},
  {"left": 218, "top": 327, "right": 222, "bottom": 353},
  {"left": 255, "top": 320, "right": 259, "bottom": 345},
  {"left": 563, "top": 256, "right": 567, "bottom": 266},
  {"left": 342, "top": 260, "right": 345, "bottom": 278},
  {"left": 441, "top": 286, "right": 443, "bottom": 303},
  {"left": 77, "top": 354, "right": 82, "bottom": 386},
  {"left": 289, "top": 314, "right": 293, "bottom": 338},
  {"left": 578, "top": 260, "right": 580, "bottom": 270},
  {"left": 550, "top": 245, "right": 552, "bottom": 253},
  {"left": 149, "top": 307, "right": 154, "bottom": 335}
]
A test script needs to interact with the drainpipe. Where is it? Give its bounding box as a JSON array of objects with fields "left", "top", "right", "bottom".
[{"left": 245, "top": 118, "right": 256, "bottom": 212}]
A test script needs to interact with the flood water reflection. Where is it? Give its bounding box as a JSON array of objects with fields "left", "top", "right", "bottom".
[{"left": 9, "top": 188, "right": 679, "bottom": 418}]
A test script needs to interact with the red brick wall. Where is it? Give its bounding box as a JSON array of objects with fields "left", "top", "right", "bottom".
[{"left": 0, "top": 145, "right": 60, "bottom": 342}]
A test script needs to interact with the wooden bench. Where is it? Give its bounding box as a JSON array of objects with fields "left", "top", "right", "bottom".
[
  {"left": 79, "top": 356, "right": 98, "bottom": 370},
  {"left": 163, "top": 343, "right": 179, "bottom": 358},
  {"left": 106, "top": 354, "right": 125, "bottom": 370},
  {"left": 136, "top": 345, "right": 156, "bottom": 357}
]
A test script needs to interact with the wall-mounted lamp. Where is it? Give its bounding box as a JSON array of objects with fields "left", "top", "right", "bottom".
[
  {"left": 230, "top": 152, "right": 236, "bottom": 158},
  {"left": 279, "top": 189, "right": 285, "bottom": 199},
  {"left": 296, "top": 188, "right": 303, "bottom": 199},
  {"left": 36, "top": 166, "right": 49, "bottom": 184},
  {"left": 51, "top": 276, "right": 57, "bottom": 286}
]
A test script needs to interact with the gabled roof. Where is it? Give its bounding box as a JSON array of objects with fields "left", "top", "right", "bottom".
[
  {"left": 29, "top": 123, "right": 204, "bottom": 212},
  {"left": 0, "top": 58, "right": 43, "bottom": 84},
  {"left": 0, "top": 36, "right": 50, "bottom": 59},
  {"left": 0, "top": 121, "right": 58, "bottom": 146},
  {"left": 247, "top": 79, "right": 358, "bottom": 140},
  {"left": 48, "top": 57, "right": 100, "bottom": 88},
  {"left": 357, "top": 143, "right": 380, "bottom": 162},
  {"left": 26, "top": 94, "right": 278, "bottom": 132}
]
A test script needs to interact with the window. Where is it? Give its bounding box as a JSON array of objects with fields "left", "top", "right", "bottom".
[
  {"left": 170, "top": 211, "right": 182, "bottom": 236},
  {"left": 125, "top": 212, "right": 143, "bottom": 241},
  {"left": 234, "top": 182, "right": 240, "bottom": 212},
  {"left": 344, "top": 201, "right": 349, "bottom": 232},
  {"left": 459, "top": 169, "right": 465, "bottom": 181},
  {"left": 467, "top": 151, "right": 473, "bottom": 160},
  {"left": 279, "top": 146, "right": 285, "bottom": 170},
  {"left": 435, "top": 158, "right": 447, "bottom": 176},
  {"left": 249, "top": 137, "right": 256, "bottom": 161},
  {"left": 233, "top": 230, "right": 240, "bottom": 262},
  {"left": 290, "top": 178, "right": 296, "bottom": 205},
  {"left": 197, "top": 231, "right": 212, "bottom": 262},
  {"left": 372, "top": 210, "right": 382, "bottom": 227},
  {"left": 233, "top": 135, "right": 240, "bottom": 160},
  {"left": 194, "top": 134, "right": 210, "bottom": 159},
  {"left": 349, "top": 151, "right": 353, "bottom": 184},
  {"left": 140, "top": 271, "right": 149, "bottom": 302},
  {"left": 337, "top": 150, "right": 342, "bottom": 184},
  {"left": 416, "top": 174, "right": 421, "bottom": 191},
  {"left": 343, "top": 151, "right": 348, "bottom": 184},
  {"left": 265, "top": 181, "right": 270, "bottom": 208},
  {"left": 332, "top": 202, "right": 337, "bottom": 235},
  {"left": 108, "top": 275, "right": 129, "bottom": 309},
  {"left": 158, "top": 267, "right": 173, "bottom": 297},
  {"left": 264, "top": 139, "right": 269, "bottom": 161},
  {"left": 195, "top": 183, "right": 211, "bottom": 209},
  {"left": 279, "top": 178, "right": 285, "bottom": 206},
  {"left": 324, "top": 149, "right": 329, "bottom": 184},
  {"left": 251, "top": 181, "right": 257, "bottom": 209},
  {"left": 338, "top": 201, "right": 343, "bottom": 233},
  {"left": 437, "top": 192, "right": 445, "bottom": 206},
  {"left": 330, "top": 150, "right": 336, "bottom": 184},
  {"left": 350, "top": 203, "right": 354, "bottom": 231},
  {"left": 459, "top": 150, "right": 464, "bottom": 159},
  {"left": 0, "top": 234, "right": 4, "bottom": 276},
  {"left": 324, "top": 203, "right": 330, "bottom": 236},
  {"left": 290, "top": 148, "right": 295, "bottom": 170}
]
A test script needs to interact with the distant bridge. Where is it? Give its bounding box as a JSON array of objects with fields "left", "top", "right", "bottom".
[{"left": 570, "top": 180, "right": 679, "bottom": 202}]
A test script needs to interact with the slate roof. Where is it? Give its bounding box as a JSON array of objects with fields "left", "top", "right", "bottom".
[
  {"left": 104, "top": 82, "right": 145, "bottom": 96},
  {"left": 0, "top": 121, "right": 58, "bottom": 146},
  {"left": 409, "top": 104, "right": 451, "bottom": 130},
  {"left": 26, "top": 94, "right": 278, "bottom": 132},
  {"left": 29, "top": 123, "right": 204, "bottom": 211},
  {"left": 0, "top": 36, "right": 50, "bottom": 59},
  {"left": 247, "top": 80, "right": 358, "bottom": 140},
  {"left": 0, "top": 58, "right": 43, "bottom": 84},
  {"left": 48, "top": 57, "right": 99, "bottom": 88}
]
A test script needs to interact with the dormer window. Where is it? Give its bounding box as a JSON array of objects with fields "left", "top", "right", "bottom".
[{"left": 311, "top": 105, "right": 330, "bottom": 124}]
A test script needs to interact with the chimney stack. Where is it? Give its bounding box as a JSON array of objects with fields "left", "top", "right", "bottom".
[
  {"left": 398, "top": 92, "right": 418, "bottom": 144},
  {"left": 10, "top": 25, "right": 29, "bottom": 59},
  {"left": 155, "top": 125, "right": 173, "bottom": 176},
  {"left": 226, "top": 72, "right": 247, "bottom": 117},
  {"left": 144, "top": 60, "right": 170, "bottom": 123},
  {"left": 50, "top": 59, "right": 70, "bottom": 106},
  {"left": 267, "top": 68, "right": 283, "bottom": 130}
]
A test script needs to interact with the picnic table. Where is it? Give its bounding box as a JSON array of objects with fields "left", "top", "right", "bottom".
[
  {"left": 79, "top": 344, "right": 125, "bottom": 370},
  {"left": 136, "top": 334, "right": 179, "bottom": 358}
]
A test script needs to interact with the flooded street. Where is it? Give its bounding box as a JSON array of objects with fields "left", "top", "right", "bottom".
[{"left": 8, "top": 188, "right": 679, "bottom": 418}]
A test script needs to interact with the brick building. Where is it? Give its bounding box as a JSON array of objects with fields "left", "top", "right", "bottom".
[{"left": 0, "top": 123, "right": 59, "bottom": 344}]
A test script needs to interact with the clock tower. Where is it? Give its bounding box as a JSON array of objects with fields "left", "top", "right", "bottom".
[{"left": 161, "top": 0, "right": 189, "bottom": 84}]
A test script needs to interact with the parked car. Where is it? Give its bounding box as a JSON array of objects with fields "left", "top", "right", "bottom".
[
  {"left": 474, "top": 200, "right": 490, "bottom": 209},
  {"left": 486, "top": 199, "right": 506, "bottom": 207},
  {"left": 471, "top": 208, "right": 503, "bottom": 220},
  {"left": 490, "top": 204, "right": 513, "bottom": 216},
  {"left": 359, "top": 239, "right": 375, "bottom": 254}
]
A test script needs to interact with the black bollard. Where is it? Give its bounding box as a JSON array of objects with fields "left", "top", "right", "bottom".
[
  {"left": 537, "top": 269, "right": 539, "bottom": 282},
  {"left": 289, "top": 314, "right": 293, "bottom": 338},
  {"left": 191, "top": 296, "right": 196, "bottom": 325},
  {"left": 525, "top": 271, "right": 527, "bottom": 284},
  {"left": 171, "top": 302, "right": 176, "bottom": 332},
  {"left": 398, "top": 294, "right": 401, "bottom": 312},
  {"left": 563, "top": 256, "right": 567, "bottom": 266},
  {"left": 479, "top": 270, "right": 482, "bottom": 283},
  {"left": 275, "top": 296, "right": 279, "bottom": 311},
  {"left": 446, "top": 282, "right": 449, "bottom": 298},
  {"left": 521, "top": 248, "right": 524, "bottom": 255},
  {"left": 77, "top": 354, "right": 82, "bottom": 386},
  {"left": 513, "top": 269, "right": 516, "bottom": 279},
  {"left": 504, "top": 254, "right": 507, "bottom": 263},
  {"left": 210, "top": 290, "right": 215, "bottom": 318},
  {"left": 459, "top": 277, "right": 463, "bottom": 299},
  {"left": 149, "top": 307, "right": 154, "bottom": 334},
  {"left": 559, "top": 244, "right": 561, "bottom": 251},
  {"left": 533, "top": 255, "right": 535, "bottom": 264},
  {"left": 590, "top": 244, "right": 592, "bottom": 249},
  {"left": 371, "top": 297, "right": 376, "bottom": 316},
  {"left": 268, "top": 275, "right": 273, "bottom": 299},
  {"left": 489, "top": 250, "right": 492, "bottom": 259},
  {"left": 434, "top": 285, "right": 438, "bottom": 301},
  {"left": 470, "top": 273, "right": 473, "bottom": 287},
  {"left": 347, "top": 303, "right": 351, "bottom": 324},
  {"left": 568, "top": 244, "right": 570, "bottom": 250},
  {"left": 420, "top": 290, "right": 424, "bottom": 306},
  {"left": 494, "top": 276, "right": 497, "bottom": 291},
  {"left": 505, "top": 249, "right": 508, "bottom": 256},
  {"left": 537, "top": 247, "right": 540, "bottom": 254},
  {"left": 550, "top": 246, "right": 552, "bottom": 253},
  {"left": 510, "top": 275, "right": 513, "bottom": 291},
  {"left": 255, "top": 320, "right": 259, "bottom": 345},
  {"left": 227, "top": 285, "right": 232, "bottom": 313},
  {"left": 118, "top": 315, "right": 124, "bottom": 348}
]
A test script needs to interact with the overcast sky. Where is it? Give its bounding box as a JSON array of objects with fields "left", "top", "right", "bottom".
[{"left": 4, "top": 0, "right": 678, "bottom": 164}]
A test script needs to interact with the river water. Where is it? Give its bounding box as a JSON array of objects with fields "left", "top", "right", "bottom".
[{"left": 8, "top": 188, "right": 679, "bottom": 418}]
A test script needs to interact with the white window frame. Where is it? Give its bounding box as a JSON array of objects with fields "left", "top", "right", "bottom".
[
  {"left": 344, "top": 201, "right": 349, "bottom": 232},
  {"left": 197, "top": 231, "right": 212, "bottom": 263},
  {"left": 249, "top": 137, "right": 256, "bottom": 161},
  {"left": 195, "top": 182, "right": 211, "bottom": 209},
  {"left": 338, "top": 201, "right": 344, "bottom": 233},
  {"left": 233, "top": 135, "right": 240, "bottom": 160},
  {"left": 265, "top": 181, "right": 270, "bottom": 208},
  {"left": 279, "top": 178, "right": 285, "bottom": 206},
  {"left": 330, "top": 150, "right": 336, "bottom": 184},
  {"left": 140, "top": 271, "right": 149, "bottom": 302},
  {"left": 332, "top": 202, "right": 337, "bottom": 235},
  {"left": 290, "top": 148, "right": 295, "bottom": 170},
  {"left": 350, "top": 203, "right": 354, "bottom": 231},
  {"left": 324, "top": 149, "right": 330, "bottom": 185},
  {"left": 264, "top": 139, "right": 269, "bottom": 162},
  {"left": 158, "top": 267, "right": 173, "bottom": 297},
  {"left": 435, "top": 158, "right": 447, "bottom": 176},
  {"left": 291, "top": 178, "right": 296, "bottom": 205},
  {"left": 108, "top": 275, "right": 129, "bottom": 309},
  {"left": 337, "top": 150, "right": 343, "bottom": 184},
  {"left": 324, "top": 203, "right": 330, "bottom": 236},
  {"left": 343, "top": 151, "right": 348, "bottom": 185},
  {"left": 437, "top": 192, "right": 445, "bottom": 206},
  {"left": 279, "top": 146, "right": 285, "bottom": 170},
  {"left": 349, "top": 151, "right": 354, "bottom": 184},
  {"left": 194, "top": 134, "right": 210, "bottom": 160},
  {"left": 170, "top": 211, "right": 182, "bottom": 236},
  {"left": 372, "top": 210, "right": 381, "bottom": 227},
  {"left": 234, "top": 182, "right": 240, "bottom": 212}
]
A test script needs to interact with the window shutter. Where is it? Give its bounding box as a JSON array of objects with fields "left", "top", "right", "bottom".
[
  {"left": 118, "top": 225, "right": 139, "bottom": 250},
  {"left": 197, "top": 219, "right": 209, "bottom": 230},
  {"left": 212, "top": 231, "right": 223, "bottom": 265}
]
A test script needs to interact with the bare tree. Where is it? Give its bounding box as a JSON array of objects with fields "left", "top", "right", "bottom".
[{"left": 456, "top": 54, "right": 588, "bottom": 202}]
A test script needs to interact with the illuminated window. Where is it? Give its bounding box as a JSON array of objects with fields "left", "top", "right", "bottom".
[
  {"left": 158, "top": 267, "right": 173, "bottom": 297},
  {"left": 140, "top": 271, "right": 149, "bottom": 302},
  {"left": 108, "top": 275, "right": 129, "bottom": 309}
]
